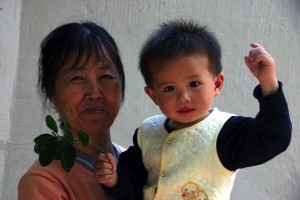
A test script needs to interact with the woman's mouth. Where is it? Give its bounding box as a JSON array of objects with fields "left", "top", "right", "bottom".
[{"left": 84, "top": 107, "right": 106, "bottom": 114}]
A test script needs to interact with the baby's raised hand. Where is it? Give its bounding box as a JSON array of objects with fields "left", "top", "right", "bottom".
[
  {"left": 244, "top": 43, "right": 278, "bottom": 96},
  {"left": 93, "top": 153, "right": 117, "bottom": 188}
]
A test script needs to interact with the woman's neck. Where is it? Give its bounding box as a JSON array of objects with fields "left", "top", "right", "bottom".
[{"left": 73, "top": 133, "right": 116, "bottom": 159}]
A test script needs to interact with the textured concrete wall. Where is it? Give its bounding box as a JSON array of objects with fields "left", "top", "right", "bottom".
[
  {"left": 1, "top": 0, "right": 299, "bottom": 199},
  {"left": 0, "top": 0, "right": 22, "bottom": 198}
]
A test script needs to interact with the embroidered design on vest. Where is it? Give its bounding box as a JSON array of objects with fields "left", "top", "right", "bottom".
[{"left": 181, "top": 181, "right": 209, "bottom": 200}]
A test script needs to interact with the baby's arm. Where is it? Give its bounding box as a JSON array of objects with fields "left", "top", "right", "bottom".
[
  {"left": 244, "top": 43, "right": 279, "bottom": 96},
  {"left": 93, "top": 153, "right": 117, "bottom": 188}
]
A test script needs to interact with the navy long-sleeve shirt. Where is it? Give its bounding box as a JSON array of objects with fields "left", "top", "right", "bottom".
[{"left": 104, "top": 82, "right": 292, "bottom": 199}]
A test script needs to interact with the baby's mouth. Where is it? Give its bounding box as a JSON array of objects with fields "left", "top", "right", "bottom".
[{"left": 177, "top": 107, "right": 194, "bottom": 114}]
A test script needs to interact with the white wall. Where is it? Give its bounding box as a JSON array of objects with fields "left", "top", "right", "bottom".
[
  {"left": 0, "top": 0, "right": 22, "bottom": 198},
  {"left": 1, "top": 0, "right": 299, "bottom": 199}
]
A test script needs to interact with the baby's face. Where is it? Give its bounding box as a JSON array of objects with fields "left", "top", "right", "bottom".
[{"left": 145, "top": 54, "right": 224, "bottom": 129}]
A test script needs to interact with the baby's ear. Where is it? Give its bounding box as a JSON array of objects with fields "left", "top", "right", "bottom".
[
  {"left": 144, "top": 86, "right": 159, "bottom": 106},
  {"left": 214, "top": 73, "right": 224, "bottom": 96}
]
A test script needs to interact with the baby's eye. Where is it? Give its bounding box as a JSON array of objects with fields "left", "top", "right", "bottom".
[
  {"left": 163, "top": 86, "right": 174, "bottom": 92},
  {"left": 189, "top": 81, "right": 200, "bottom": 87}
]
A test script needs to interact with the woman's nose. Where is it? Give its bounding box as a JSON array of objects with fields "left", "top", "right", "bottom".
[
  {"left": 177, "top": 90, "right": 191, "bottom": 103},
  {"left": 85, "top": 79, "right": 103, "bottom": 99}
]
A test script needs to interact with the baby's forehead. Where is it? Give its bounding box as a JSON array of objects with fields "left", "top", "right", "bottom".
[{"left": 150, "top": 53, "right": 210, "bottom": 68}]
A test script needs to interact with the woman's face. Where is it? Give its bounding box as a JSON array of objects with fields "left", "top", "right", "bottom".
[{"left": 51, "top": 54, "right": 122, "bottom": 136}]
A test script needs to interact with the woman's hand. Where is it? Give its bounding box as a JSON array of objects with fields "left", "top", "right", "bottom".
[{"left": 93, "top": 153, "right": 118, "bottom": 188}]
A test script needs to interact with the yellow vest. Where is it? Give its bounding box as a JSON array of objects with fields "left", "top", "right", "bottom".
[{"left": 137, "top": 108, "right": 237, "bottom": 200}]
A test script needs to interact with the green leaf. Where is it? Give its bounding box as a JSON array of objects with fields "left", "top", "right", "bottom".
[
  {"left": 45, "top": 115, "right": 58, "bottom": 133},
  {"left": 61, "top": 145, "right": 76, "bottom": 172},
  {"left": 34, "top": 133, "right": 56, "bottom": 145},
  {"left": 65, "top": 129, "right": 74, "bottom": 144},
  {"left": 34, "top": 114, "right": 92, "bottom": 172},
  {"left": 34, "top": 143, "right": 52, "bottom": 155},
  {"left": 76, "top": 131, "right": 89, "bottom": 146},
  {"left": 53, "top": 140, "right": 70, "bottom": 160},
  {"left": 34, "top": 143, "right": 42, "bottom": 154},
  {"left": 38, "top": 140, "right": 57, "bottom": 166}
]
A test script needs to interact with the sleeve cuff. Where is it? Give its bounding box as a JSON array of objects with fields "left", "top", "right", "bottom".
[
  {"left": 253, "top": 81, "right": 288, "bottom": 116},
  {"left": 103, "top": 168, "right": 127, "bottom": 195}
]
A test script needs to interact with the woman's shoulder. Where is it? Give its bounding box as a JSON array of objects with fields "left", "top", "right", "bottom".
[
  {"left": 19, "top": 159, "right": 114, "bottom": 200},
  {"left": 19, "top": 160, "right": 65, "bottom": 184},
  {"left": 19, "top": 159, "right": 89, "bottom": 185},
  {"left": 18, "top": 159, "right": 97, "bottom": 199},
  {"left": 18, "top": 160, "right": 67, "bottom": 199}
]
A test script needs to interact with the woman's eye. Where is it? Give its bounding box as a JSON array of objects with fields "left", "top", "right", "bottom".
[
  {"left": 163, "top": 86, "right": 174, "bottom": 92},
  {"left": 189, "top": 81, "right": 200, "bottom": 87},
  {"left": 100, "top": 74, "right": 113, "bottom": 79},
  {"left": 71, "top": 76, "right": 84, "bottom": 81}
]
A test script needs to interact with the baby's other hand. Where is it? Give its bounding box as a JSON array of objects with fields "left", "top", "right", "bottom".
[{"left": 93, "top": 153, "right": 117, "bottom": 188}]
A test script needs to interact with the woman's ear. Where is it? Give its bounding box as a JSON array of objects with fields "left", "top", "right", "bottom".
[
  {"left": 144, "top": 86, "right": 159, "bottom": 106},
  {"left": 49, "top": 95, "right": 57, "bottom": 108},
  {"left": 214, "top": 73, "right": 224, "bottom": 96}
]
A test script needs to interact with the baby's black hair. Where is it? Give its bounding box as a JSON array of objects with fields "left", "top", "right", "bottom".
[{"left": 139, "top": 19, "right": 222, "bottom": 86}]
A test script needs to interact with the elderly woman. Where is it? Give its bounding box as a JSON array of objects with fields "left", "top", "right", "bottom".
[{"left": 18, "top": 21, "right": 125, "bottom": 199}]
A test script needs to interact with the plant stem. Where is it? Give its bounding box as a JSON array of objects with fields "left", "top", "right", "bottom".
[
  {"left": 73, "top": 138, "right": 105, "bottom": 154},
  {"left": 89, "top": 141, "right": 105, "bottom": 154}
]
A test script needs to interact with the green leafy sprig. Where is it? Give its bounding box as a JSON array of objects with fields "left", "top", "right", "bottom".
[{"left": 34, "top": 115, "right": 104, "bottom": 172}]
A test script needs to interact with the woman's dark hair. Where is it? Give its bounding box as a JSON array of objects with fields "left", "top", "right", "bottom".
[
  {"left": 38, "top": 21, "right": 125, "bottom": 109},
  {"left": 139, "top": 19, "right": 222, "bottom": 86}
]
